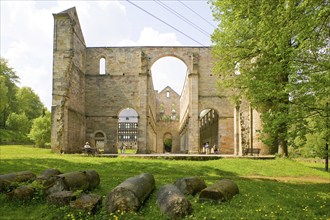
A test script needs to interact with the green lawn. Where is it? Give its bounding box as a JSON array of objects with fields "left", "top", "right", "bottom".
[{"left": 0, "top": 145, "right": 329, "bottom": 220}]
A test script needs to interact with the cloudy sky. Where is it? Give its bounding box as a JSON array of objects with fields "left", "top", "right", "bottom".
[{"left": 1, "top": 0, "right": 217, "bottom": 109}]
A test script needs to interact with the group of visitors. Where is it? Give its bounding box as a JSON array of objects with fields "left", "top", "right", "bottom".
[
  {"left": 84, "top": 141, "right": 128, "bottom": 154},
  {"left": 203, "top": 142, "right": 220, "bottom": 154}
]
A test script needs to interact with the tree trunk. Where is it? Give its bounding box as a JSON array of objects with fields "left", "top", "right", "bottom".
[
  {"left": 157, "top": 184, "right": 193, "bottom": 219},
  {"left": 199, "top": 179, "right": 239, "bottom": 203},
  {"left": 105, "top": 173, "right": 155, "bottom": 213}
]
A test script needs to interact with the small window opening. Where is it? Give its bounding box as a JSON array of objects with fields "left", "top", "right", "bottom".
[
  {"left": 100, "top": 58, "right": 106, "bottom": 75},
  {"left": 167, "top": 91, "right": 170, "bottom": 98}
]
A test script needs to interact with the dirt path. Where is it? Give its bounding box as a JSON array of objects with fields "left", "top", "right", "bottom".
[{"left": 243, "top": 175, "right": 330, "bottom": 183}]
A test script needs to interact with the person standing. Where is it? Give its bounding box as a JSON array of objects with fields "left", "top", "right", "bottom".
[
  {"left": 119, "top": 143, "right": 123, "bottom": 154},
  {"left": 205, "top": 142, "right": 209, "bottom": 155}
]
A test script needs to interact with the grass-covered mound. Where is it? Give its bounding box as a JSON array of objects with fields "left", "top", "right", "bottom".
[{"left": 0, "top": 145, "right": 329, "bottom": 219}]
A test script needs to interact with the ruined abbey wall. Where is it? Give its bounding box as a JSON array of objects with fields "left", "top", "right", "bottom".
[{"left": 51, "top": 7, "right": 268, "bottom": 155}]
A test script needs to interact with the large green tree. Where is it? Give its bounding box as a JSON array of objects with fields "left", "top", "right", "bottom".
[
  {"left": 210, "top": 0, "right": 329, "bottom": 155},
  {"left": 0, "top": 57, "right": 19, "bottom": 128},
  {"left": 16, "top": 87, "right": 45, "bottom": 120},
  {"left": 29, "top": 111, "right": 51, "bottom": 148},
  {"left": 0, "top": 57, "right": 48, "bottom": 145}
]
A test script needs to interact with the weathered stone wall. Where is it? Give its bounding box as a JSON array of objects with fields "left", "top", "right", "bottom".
[
  {"left": 155, "top": 87, "right": 180, "bottom": 153},
  {"left": 156, "top": 121, "right": 180, "bottom": 153},
  {"left": 51, "top": 7, "right": 86, "bottom": 153},
  {"left": 85, "top": 75, "right": 141, "bottom": 153},
  {"left": 51, "top": 7, "right": 268, "bottom": 155}
]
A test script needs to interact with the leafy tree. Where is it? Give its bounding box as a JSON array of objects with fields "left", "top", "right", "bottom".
[
  {"left": 29, "top": 111, "right": 51, "bottom": 148},
  {"left": 0, "top": 76, "right": 8, "bottom": 114},
  {"left": 16, "top": 87, "right": 45, "bottom": 120},
  {"left": 6, "top": 112, "right": 31, "bottom": 135},
  {"left": 210, "top": 0, "right": 329, "bottom": 156},
  {"left": 0, "top": 57, "right": 19, "bottom": 128}
]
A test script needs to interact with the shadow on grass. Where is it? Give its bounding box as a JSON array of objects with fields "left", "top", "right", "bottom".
[{"left": 1, "top": 156, "right": 329, "bottom": 220}]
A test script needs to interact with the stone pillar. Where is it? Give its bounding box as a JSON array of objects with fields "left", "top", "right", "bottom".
[
  {"left": 137, "top": 52, "right": 149, "bottom": 153},
  {"left": 188, "top": 52, "right": 199, "bottom": 154},
  {"left": 249, "top": 105, "right": 253, "bottom": 153},
  {"left": 234, "top": 105, "right": 241, "bottom": 156},
  {"left": 51, "top": 12, "right": 74, "bottom": 153}
]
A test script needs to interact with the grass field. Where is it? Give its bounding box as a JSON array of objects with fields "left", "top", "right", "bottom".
[{"left": 0, "top": 145, "right": 329, "bottom": 220}]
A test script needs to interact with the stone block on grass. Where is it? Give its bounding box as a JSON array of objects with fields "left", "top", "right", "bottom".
[
  {"left": 7, "top": 185, "right": 35, "bottom": 201},
  {"left": 105, "top": 173, "right": 155, "bottom": 213},
  {"left": 157, "top": 184, "right": 193, "bottom": 219},
  {"left": 174, "top": 177, "right": 207, "bottom": 195},
  {"left": 70, "top": 194, "right": 102, "bottom": 214},
  {"left": 0, "top": 171, "right": 36, "bottom": 192},
  {"left": 199, "top": 179, "right": 239, "bottom": 203},
  {"left": 47, "top": 191, "right": 76, "bottom": 206}
]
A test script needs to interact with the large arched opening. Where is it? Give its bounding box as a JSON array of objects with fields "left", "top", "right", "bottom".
[
  {"left": 163, "top": 132, "right": 173, "bottom": 153},
  {"left": 118, "top": 108, "right": 138, "bottom": 154},
  {"left": 151, "top": 56, "right": 187, "bottom": 153},
  {"left": 151, "top": 56, "right": 187, "bottom": 96},
  {"left": 199, "top": 108, "right": 219, "bottom": 154}
]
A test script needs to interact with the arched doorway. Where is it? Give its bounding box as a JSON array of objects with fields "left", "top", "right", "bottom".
[
  {"left": 94, "top": 131, "right": 105, "bottom": 153},
  {"left": 199, "top": 109, "right": 219, "bottom": 154},
  {"left": 118, "top": 108, "right": 138, "bottom": 153},
  {"left": 163, "top": 133, "right": 173, "bottom": 153}
]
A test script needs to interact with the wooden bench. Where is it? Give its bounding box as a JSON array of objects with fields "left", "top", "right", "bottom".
[
  {"left": 244, "top": 148, "right": 261, "bottom": 156},
  {"left": 82, "top": 148, "right": 98, "bottom": 156}
]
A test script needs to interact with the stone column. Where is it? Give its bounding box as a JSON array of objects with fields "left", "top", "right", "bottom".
[
  {"left": 137, "top": 52, "right": 149, "bottom": 153},
  {"left": 188, "top": 52, "right": 199, "bottom": 154},
  {"left": 234, "top": 105, "right": 242, "bottom": 156},
  {"left": 249, "top": 105, "right": 254, "bottom": 153}
]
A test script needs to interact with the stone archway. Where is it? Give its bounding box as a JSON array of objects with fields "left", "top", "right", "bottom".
[
  {"left": 199, "top": 108, "right": 219, "bottom": 154},
  {"left": 163, "top": 132, "right": 173, "bottom": 153},
  {"left": 118, "top": 108, "right": 139, "bottom": 153},
  {"left": 93, "top": 131, "right": 106, "bottom": 153}
]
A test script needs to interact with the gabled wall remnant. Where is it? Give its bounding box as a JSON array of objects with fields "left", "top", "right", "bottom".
[{"left": 51, "top": 7, "right": 267, "bottom": 155}]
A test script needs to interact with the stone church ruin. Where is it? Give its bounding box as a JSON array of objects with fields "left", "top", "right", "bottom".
[{"left": 51, "top": 7, "right": 267, "bottom": 155}]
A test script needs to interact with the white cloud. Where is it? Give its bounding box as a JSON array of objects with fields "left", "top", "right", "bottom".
[
  {"left": 1, "top": 1, "right": 54, "bottom": 109},
  {"left": 117, "top": 27, "right": 181, "bottom": 46},
  {"left": 151, "top": 57, "right": 187, "bottom": 95},
  {"left": 1, "top": 0, "right": 212, "bottom": 110},
  {"left": 0, "top": 1, "right": 129, "bottom": 109}
]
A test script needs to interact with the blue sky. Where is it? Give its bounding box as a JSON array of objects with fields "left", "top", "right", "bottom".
[{"left": 1, "top": 0, "right": 217, "bottom": 109}]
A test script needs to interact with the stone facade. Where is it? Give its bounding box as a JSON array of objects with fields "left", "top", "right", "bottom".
[{"left": 51, "top": 7, "right": 268, "bottom": 155}]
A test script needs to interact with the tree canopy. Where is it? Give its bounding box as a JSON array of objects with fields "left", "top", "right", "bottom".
[
  {"left": 0, "top": 57, "right": 48, "bottom": 145},
  {"left": 210, "top": 0, "right": 329, "bottom": 156}
]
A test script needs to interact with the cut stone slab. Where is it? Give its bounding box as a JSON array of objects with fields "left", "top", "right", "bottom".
[
  {"left": 46, "top": 170, "right": 100, "bottom": 194},
  {"left": 199, "top": 179, "right": 239, "bottom": 203},
  {"left": 0, "top": 171, "right": 36, "bottom": 192},
  {"left": 47, "top": 191, "right": 76, "bottom": 206},
  {"left": 174, "top": 177, "right": 207, "bottom": 195},
  {"left": 105, "top": 173, "right": 155, "bottom": 213},
  {"left": 7, "top": 186, "right": 35, "bottom": 201},
  {"left": 70, "top": 194, "right": 102, "bottom": 214},
  {"left": 157, "top": 184, "right": 193, "bottom": 219},
  {"left": 37, "top": 169, "right": 62, "bottom": 180}
]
